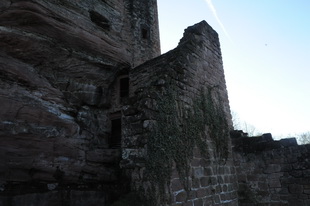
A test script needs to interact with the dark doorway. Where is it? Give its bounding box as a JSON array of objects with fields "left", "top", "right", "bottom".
[{"left": 110, "top": 118, "right": 121, "bottom": 149}]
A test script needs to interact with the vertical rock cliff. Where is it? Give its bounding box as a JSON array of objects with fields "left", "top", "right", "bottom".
[{"left": 0, "top": 0, "right": 160, "bottom": 205}]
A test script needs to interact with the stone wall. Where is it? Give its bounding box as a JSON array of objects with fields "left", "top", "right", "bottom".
[
  {"left": 232, "top": 132, "right": 310, "bottom": 206},
  {"left": 121, "top": 21, "right": 238, "bottom": 206}
]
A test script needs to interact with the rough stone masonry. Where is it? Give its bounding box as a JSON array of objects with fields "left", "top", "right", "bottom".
[{"left": 0, "top": 0, "right": 309, "bottom": 206}]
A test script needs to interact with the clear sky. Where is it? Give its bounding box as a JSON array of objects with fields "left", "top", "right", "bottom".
[{"left": 157, "top": 0, "right": 310, "bottom": 138}]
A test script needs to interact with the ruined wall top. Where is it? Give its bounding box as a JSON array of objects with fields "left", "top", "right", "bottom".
[{"left": 122, "top": 20, "right": 237, "bottom": 205}]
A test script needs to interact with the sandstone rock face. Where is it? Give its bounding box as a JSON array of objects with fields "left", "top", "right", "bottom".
[{"left": 0, "top": 0, "right": 159, "bottom": 204}]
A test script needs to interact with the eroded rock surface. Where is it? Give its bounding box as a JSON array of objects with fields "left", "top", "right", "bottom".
[{"left": 0, "top": 0, "right": 159, "bottom": 204}]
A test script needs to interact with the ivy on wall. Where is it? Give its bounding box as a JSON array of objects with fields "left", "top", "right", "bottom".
[{"left": 145, "top": 79, "right": 230, "bottom": 204}]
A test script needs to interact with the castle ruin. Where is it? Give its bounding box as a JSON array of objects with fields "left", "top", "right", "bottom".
[{"left": 0, "top": 0, "right": 309, "bottom": 205}]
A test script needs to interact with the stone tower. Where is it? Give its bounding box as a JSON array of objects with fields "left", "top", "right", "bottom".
[
  {"left": 83, "top": 0, "right": 161, "bottom": 67},
  {"left": 124, "top": 0, "right": 161, "bottom": 66}
]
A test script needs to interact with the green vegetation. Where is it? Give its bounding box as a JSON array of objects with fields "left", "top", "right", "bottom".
[{"left": 145, "top": 83, "right": 230, "bottom": 204}]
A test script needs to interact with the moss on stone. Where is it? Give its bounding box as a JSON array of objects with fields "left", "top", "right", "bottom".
[{"left": 145, "top": 81, "right": 229, "bottom": 204}]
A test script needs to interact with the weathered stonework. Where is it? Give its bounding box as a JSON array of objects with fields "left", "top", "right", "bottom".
[
  {"left": 1, "top": 0, "right": 309, "bottom": 205},
  {"left": 120, "top": 21, "right": 238, "bottom": 205},
  {"left": 232, "top": 132, "right": 310, "bottom": 206}
]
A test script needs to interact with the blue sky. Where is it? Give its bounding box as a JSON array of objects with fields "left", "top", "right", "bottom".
[{"left": 157, "top": 0, "right": 310, "bottom": 138}]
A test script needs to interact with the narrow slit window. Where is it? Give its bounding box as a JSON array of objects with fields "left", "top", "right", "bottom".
[
  {"left": 141, "top": 28, "right": 149, "bottom": 39},
  {"left": 110, "top": 118, "right": 121, "bottom": 149}
]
